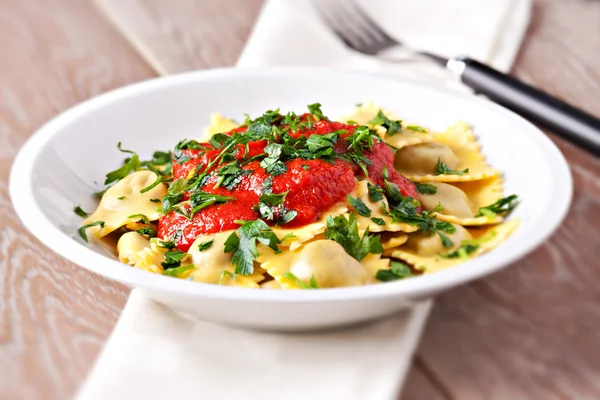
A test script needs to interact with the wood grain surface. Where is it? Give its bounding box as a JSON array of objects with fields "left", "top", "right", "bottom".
[{"left": 0, "top": 0, "right": 599, "bottom": 399}]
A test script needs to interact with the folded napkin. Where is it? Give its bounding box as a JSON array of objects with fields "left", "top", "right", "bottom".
[{"left": 80, "top": 0, "right": 531, "bottom": 399}]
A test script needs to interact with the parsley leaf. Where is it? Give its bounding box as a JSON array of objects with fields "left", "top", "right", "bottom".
[
  {"left": 476, "top": 194, "right": 519, "bottom": 218},
  {"left": 219, "top": 270, "right": 237, "bottom": 285},
  {"left": 198, "top": 239, "right": 214, "bottom": 252},
  {"left": 282, "top": 272, "right": 319, "bottom": 289},
  {"left": 257, "top": 178, "right": 297, "bottom": 224},
  {"left": 347, "top": 195, "right": 371, "bottom": 217},
  {"left": 368, "top": 110, "right": 402, "bottom": 135},
  {"left": 224, "top": 220, "right": 281, "bottom": 275},
  {"left": 161, "top": 251, "right": 187, "bottom": 270},
  {"left": 415, "top": 183, "right": 438, "bottom": 195},
  {"left": 140, "top": 175, "right": 163, "bottom": 193},
  {"left": 136, "top": 227, "right": 157, "bottom": 238},
  {"left": 434, "top": 159, "right": 469, "bottom": 175},
  {"left": 440, "top": 243, "right": 480, "bottom": 259},
  {"left": 260, "top": 143, "right": 288, "bottom": 176},
  {"left": 376, "top": 261, "right": 414, "bottom": 281},
  {"left": 127, "top": 213, "right": 151, "bottom": 225},
  {"left": 104, "top": 143, "right": 141, "bottom": 185},
  {"left": 78, "top": 221, "right": 105, "bottom": 242},
  {"left": 406, "top": 125, "right": 427, "bottom": 133},
  {"left": 307, "top": 103, "right": 327, "bottom": 121},
  {"left": 214, "top": 160, "right": 252, "bottom": 190},
  {"left": 367, "top": 182, "right": 384, "bottom": 202},
  {"left": 189, "top": 191, "right": 235, "bottom": 218},
  {"left": 73, "top": 206, "right": 88, "bottom": 218},
  {"left": 371, "top": 217, "right": 386, "bottom": 226},
  {"left": 163, "top": 265, "right": 195, "bottom": 277},
  {"left": 324, "top": 213, "right": 383, "bottom": 261}
]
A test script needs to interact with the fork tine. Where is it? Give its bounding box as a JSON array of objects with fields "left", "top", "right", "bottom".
[
  {"left": 314, "top": 0, "right": 368, "bottom": 50},
  {"left": 344, "top": 1, "right": 397, "bottom": 43},
  {"left": 313, "top": 0, "right": 398, "bottom": 55}
]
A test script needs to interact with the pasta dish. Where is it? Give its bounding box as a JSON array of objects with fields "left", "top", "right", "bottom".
[{"left": 75, "top": 103, "right": 519, "bottom": 289}]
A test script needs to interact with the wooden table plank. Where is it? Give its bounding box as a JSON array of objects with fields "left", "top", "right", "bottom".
[
  {"left": 417, "top": 1, "right": 600, "bottom": 399},
  {"left": 3, "top": 0, "right": 600, "bottom": 399},
  {"left": 0, "top": 0, "right": 157, "bottom": 398}
]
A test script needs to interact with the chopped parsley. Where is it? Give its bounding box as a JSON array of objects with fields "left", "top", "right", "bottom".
[
  {"left": 324, "top": 213, "right": 383, "bottom": 261},
  {"left": 376, "top": 261, "right": 415, "bottom": 281},
  {"left": 406, "top": 125, "right": 427, "bottom": 133},
  {"left": 302, "top": 164, "right": 310, "bottom": 170},
  {"left": 368, "top": 110, "right": 402, "bottom": 135},
  {"left": 73, "top": 206, "right": 88, "bottom": 218},
  {"left": 367, "top": 182, "right": 384, "bottom": 202},
  {"left": 161, "top": 250, "right": 188, "bottom": 270},
  {"left": 214, "top": 160, "right": 252, "bottom": 190},
  {"left": 256, "top": 177, "right": 297, "bottom": 224},
  {"left": 371, "top": 217, "right": 386, "bottom": 226},
  {"left": 78, "top": 221, "right": 105, "bottom": 242},
  {"left": 434, "top": 159, "right": 469, "bottom": 176},
  {"left": 118, "top": 196, "right": 126, "bottom": 200},
  {"left": 219, "top": 270, "right": 237, "bottom": 285},
  {"left": 415, "top": 183, "right": 438, "bottom": 195},
  {"left": 140, "top": 175, "right": 163, "bottom": 193},
  {"left": 197, "top": 239, "right": 214, "bottom": 252},
  {"left": 307, "top": 103, "right": 327, "bottom": 121},
  {"left": 282, "top": 272, "right": 319, "bottom": 289},
  {"left": 104, "top": 143, "right": 141, "bottom": 185},
  {"left": 347, "top": 195, "right": 371, "bottom": 217},
  {"left": 127, "top": 213, "right": 151, "bottom": 225},
  {"left": 260, "top": 143, "right": 288, "bottom": 176},
  {"left": 224, "top": 220, "right": 282, "bottom": 275},
  {"left": 476, "top": 195, "right": 519, "bottom": 218},
  {"left": 440, "top": 243, "right": 480, "bottom": 259},
  {"left": 136, "top": 227, "right": 157, "bottom": 238},
  {"left": 163, "top": 265, "right": 195, "bottom": 277}
]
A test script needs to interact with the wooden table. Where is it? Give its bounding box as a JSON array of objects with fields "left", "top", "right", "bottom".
[{"left": 1, "top": 0, "right": 599, "bottom": 399}]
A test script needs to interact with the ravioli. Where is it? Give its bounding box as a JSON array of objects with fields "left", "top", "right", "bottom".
[
  {"left": 396, "top": 122, "right": 499, "bottom": 182},
  {"left": 83, "top": 171, "right": 167, "bottom": 240},
  {"left": 187, "top": 232, "right": 264, "bottom": 288},
  {"left": 342, "top": 102, "right": 434, "bottom": 149},
  {"left": 258, "top": 240, "right": 377, "bottom": 289},
  {"left": 203, "top": 113, "right": 240, "bottom": 138},
  {"left": 273, "top": 203, "right": 348, "bottom": 250},
  {"left": 117, "top": 231, "right": 166, "bottom": 274},
  {"left": 388, "top": 220, "right": 519, "bottom": 274},
  {"left": 418, "top": 178, "right": 504, "bottom": 226}
]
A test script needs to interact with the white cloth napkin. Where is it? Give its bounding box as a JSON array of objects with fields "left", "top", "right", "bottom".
[{"left": 79, "top": 0, "right": 531, "bottom": 399}]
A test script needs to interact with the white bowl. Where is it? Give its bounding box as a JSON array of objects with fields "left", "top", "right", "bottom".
[{"left": 9, "top": 67, "right": 572, "bottom": 330}]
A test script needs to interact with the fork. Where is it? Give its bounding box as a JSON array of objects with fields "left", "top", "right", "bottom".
[{"left": 314, "top": 0, "right": 600, "bottom": 157}]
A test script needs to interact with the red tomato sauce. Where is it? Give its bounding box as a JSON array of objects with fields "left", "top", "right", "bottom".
[{"left": 159, "top": 118, "right": 417, "bottom": 251}]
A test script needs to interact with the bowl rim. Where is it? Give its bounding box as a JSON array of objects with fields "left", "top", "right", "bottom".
[{"left": 9, "top": 66, "right": 572, "bottom": 303}]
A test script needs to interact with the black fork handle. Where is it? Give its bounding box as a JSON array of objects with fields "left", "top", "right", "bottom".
[{"left": 453, "top": 58, "right": 600, "bottom": 156}]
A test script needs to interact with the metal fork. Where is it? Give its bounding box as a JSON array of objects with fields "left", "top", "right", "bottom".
[
  {"left": 312, "top": 0, "right": 600, "bottom": 157},
  {"left": 312, "top": 0, "right": 446, "bottom": 64}
]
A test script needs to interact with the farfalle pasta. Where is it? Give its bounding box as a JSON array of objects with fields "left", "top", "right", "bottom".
[{"left": 75, "top": 103, "right": 519, "bottom": 289}]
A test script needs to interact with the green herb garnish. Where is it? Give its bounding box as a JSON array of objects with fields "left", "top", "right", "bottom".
[
  {"left": 219, "top": 270, "right": 237, "bottom": 285},
  {"left": 197, "top": 239, "right": 214, "bottom": 252},
  {"left": 73, "top": 206, "right": 88, "bottom": 218},
  {"left": 161, "top": 251, "right": 188, "bottom": 270},
  {"left": 78, "top": 221, "right": 105, "bottom": 242},
  {"left": 368, "top": 110, "right": 402, "bottom": 135},
  {"left": 476, "top": 195, "right": 519, "bottom": 218},
  {"left": 376, "top": 261, "right": 414, "bottom": 281},
  {"left": 347, "top": 195, "right": 371, "bottom": 217},
  {"left": 440, "top": 243, "right": 480, "bottom": 259},
  {"left": 370, "top": 217, "right": 386, "bottom": 226},
  {"left": 163, "top": 265, "right": 195, "bottom": 277},
  {"left": 434, "top": 159, "right": 469, "bottom": 176},
  {"left": 282, "top": 272, "right": 319, "bottom": 289},
  {"left": 324, "top": 213, "right": 383, "bottom": 261},
  {"left": 406, "top": 125, "right": 426, "bottom": 133},
  {"left": 224, "top": 220, "right": 282, "bottom": 275},
  {"left": 415, "top": 183, "right": 438, "bottom": 195}
]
